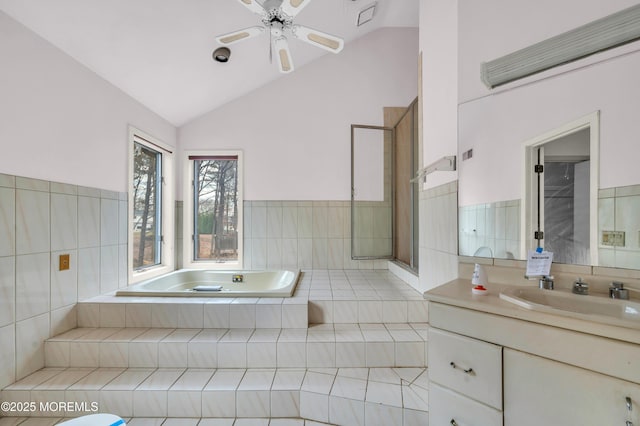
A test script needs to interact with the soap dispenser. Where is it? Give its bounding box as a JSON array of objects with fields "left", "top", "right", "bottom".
[{"left": 471, "top": 263, "right": 489, "bottom": 295}]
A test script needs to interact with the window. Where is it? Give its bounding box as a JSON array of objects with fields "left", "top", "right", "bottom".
[
  {"left": 129, "top": 127, "right": 174, "bottom": 282},
  {"left": 132, "top": 143, "right": 162, "bottom": 268},
  {"left": 184, "top": 151, "right": 243, "bottom": 269}
]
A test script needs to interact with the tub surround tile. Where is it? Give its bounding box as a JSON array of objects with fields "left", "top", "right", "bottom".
[
  {"left": 300, "top": 389, "right": 329, "bottom": 423},
  {"left": 15, "top": 177, "right": 49, "bottom": 192},
  {"left": 330, "top": 395, "right": 365, "bottom": 426},
  {"left": 178, "top": 304, "right": 204, "bottom": 329},
  {"left": 203, "top": 303, "right": 230, "bottom": 328},
  {"left": 16, "top": 189, "right": 50, "bottom": 255},
  {"left": 167, "top": 391, "right": 203, "bottom": 417},
  {"left": 365, "top": 401, "right": 403, "bottom": 426},
  {"left": 151, "top": 304, "right": 180, "bottom": 328},
  {"left": 297, "top": 207, "right": 313, "bottom": 239},
  {"left": 77, "top": 247, "right": 100, "bottom": 300},
  {"left": 101, "top": 198, "right": 119, "bottom": 246},
  {"left": 49, "top": 304, "right": 77, "bottom": 337},
  {"left": 119, "top": 200, "right": 128, "bottom": 244},
  {"left": 125, "top": 304, "right": 153, "bottom": 328},
  {"left": 202, "top": 369, "right": 244, "bottom": 417},
  {"left": 0, "top": 173, "right": 16, "bottom": 188},
  {"left": 0, "top": 256, "right": 15, "bottom": 327},
  {"left": 138, "top": 368, "right": 185, "bottom": 390},
  {"left": 15, "top": 313, "right": 50, "bottom": 380},
  {"left": 77, "top": 196, "right": 100, "bottom": 248},
  {"left": 251, "top": 206, "right": 267, "bottom": 239},
  {"left": 229, "top": 303, "right": 256, "bottom": 329},
  {"left": 15, "top": 253, "right": 50, "bottom": 321},
  {"left": 100, "top": 245, "right": 119, "bottom": 294},
  {"left": 267, "top": 206, "right": 283, "bottom": 238},
  {"left": 50, "top": 193, "right": 77, "bottom": 252},
  {"left": 0, "top": 187, "right": 16, "bottom": 257},
  {"left": 0, "top": 324, "right": 16, "bottom": 388}
]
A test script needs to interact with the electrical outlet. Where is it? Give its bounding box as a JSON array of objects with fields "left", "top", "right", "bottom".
[
  {"left": 602, "top": 231, "right": 625, "bottom": 247},
  {"left": 59, "top": 254, "right": 70, "bottom": 271}
]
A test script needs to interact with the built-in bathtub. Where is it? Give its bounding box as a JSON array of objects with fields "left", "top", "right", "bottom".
[{"left": 116, "top": 269, "right": 300, "bottom": 297}]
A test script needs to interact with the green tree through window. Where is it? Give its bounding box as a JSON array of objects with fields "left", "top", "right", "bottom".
[{"left": 193, "top": 156, "right": 239, "bottom": 262}]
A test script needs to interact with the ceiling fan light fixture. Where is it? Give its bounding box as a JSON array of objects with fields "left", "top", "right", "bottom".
[
  {"left": 213, "top": 47, "right": 231, "bottom": 63},
  {"left": 218, "top": 0, "right": 344, "bottom": 73},
  {"left": 357, "top": 2, "right": 376, "bottom": 27}
]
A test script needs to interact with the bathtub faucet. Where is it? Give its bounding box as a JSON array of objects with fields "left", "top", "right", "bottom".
[{"left": 233, "top": 274, "right": 244, "bottom": 283}]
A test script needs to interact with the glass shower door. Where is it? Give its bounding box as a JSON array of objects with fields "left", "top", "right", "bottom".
[{"left": 350, "top": 125, "right": 394, "bottom": 259}]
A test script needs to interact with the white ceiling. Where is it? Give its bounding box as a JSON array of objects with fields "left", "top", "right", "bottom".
[{"left": 0, "top": 0, "right": 419, "bottom": 126}]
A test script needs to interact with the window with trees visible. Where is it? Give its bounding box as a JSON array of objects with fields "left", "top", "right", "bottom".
[
  {"left": 132, "top": 142, "right": 162, "bottom": 269},
  {"left": 184, "top": 152, "right": 243, "bottom": 268},
  {"left": 129, "top": 128, "right": 174, "bottom": 282}
]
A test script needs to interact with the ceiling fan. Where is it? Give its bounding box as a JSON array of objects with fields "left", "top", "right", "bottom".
[{"left": 215, "top": 0, "right": 345, "bottom": 73}]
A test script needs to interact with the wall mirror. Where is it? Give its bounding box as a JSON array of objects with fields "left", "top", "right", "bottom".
[{"left": 459, "top": 108, "right": 640, "bottom": 270}]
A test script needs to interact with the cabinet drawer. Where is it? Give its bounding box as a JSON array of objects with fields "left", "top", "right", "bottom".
[
  {"left": 430, "top": 382, "right": 503, "bottom": 426},
  {"left": 428, "top": 327, "right": 503, "bottom": 409}
]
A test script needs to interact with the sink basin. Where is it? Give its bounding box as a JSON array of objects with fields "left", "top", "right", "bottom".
[{"left": 499, "top": 287, "right": 640, "bottom": 329}]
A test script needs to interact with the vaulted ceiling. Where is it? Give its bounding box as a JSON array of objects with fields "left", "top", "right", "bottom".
[{"left": 0, "top": 0, "right": 419, "bottom": 126}]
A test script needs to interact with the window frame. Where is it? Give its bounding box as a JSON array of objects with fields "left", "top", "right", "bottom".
[
  {"left": 183, "top": 150, "right": 243, "bottom": 270},
  {"left": 128, "top": 126, "right": 175, "bottom": 284}
]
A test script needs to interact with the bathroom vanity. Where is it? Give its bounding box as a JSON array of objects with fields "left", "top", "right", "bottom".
[{"left": 425, "top": 279, "right": 640, "bottom": 425}]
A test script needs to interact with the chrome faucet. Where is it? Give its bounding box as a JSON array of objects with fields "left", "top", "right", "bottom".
[
  {"left": 610, "top": 282, "right": 630, "bottom": 300},
  {"left": 539, "top": 275, "right": 554, "bottom": 290},
  {"left": 572, "top": 278, "right": 589, "bottom": 295}
]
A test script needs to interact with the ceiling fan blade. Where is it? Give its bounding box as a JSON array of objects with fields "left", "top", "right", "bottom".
[
  {"left": 216, "top": 26, "right": 265, "bottom": 45},
  {"left": 292, "top": 25, "right": 344, "bottom": 53},
  {"left": 273, "top": 36, "right": 294, "bottom": 73},
  {"left": 235, "top": 0, "right": 266, "bottom": 15},
  {"left": 280, "top": 0, "right": 312, "bottom": 18}
]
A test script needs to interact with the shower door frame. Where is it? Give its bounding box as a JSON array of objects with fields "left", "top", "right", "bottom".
[{"left": 350, "top": 124, "right": 396, "bottom": 260}]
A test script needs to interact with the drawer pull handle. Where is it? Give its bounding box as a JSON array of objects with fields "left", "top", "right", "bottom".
[
  {"left": 450, "top": 420, "right": 458, "bottom": 426},
  {"left": 450, "top": 361, "right": 474, "bottom": 374}
]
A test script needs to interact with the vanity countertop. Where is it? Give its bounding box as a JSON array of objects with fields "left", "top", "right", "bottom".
[{"left": 425, "top": 279, "right": 640, "bottom": 345}]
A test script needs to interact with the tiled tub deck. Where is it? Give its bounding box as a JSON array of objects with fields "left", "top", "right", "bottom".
[{"left": 1, "top": 270, "right": 429, "bottom": 425}]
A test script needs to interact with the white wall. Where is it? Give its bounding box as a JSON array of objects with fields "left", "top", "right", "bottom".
[
  {"left": 0, "top": 11, "right": 176, "bottom": 192},
  {"left": 419, "top": 0, "right": 458, "bottom": 190},
  {"left": 178, "top": 27, "right": 418, "bottom": 201},
  {"left": 417, "top": 0, "right": 459, "bottom": 293},
  {"left": 458, "top": 0, "right": 640, "bottom": 206}
]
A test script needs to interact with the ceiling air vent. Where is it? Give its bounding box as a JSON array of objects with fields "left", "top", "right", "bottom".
[
  {"left": 357, "top": 2, "right": 376, "bottom": 27},
  {"left": 481, "top": 3, "right": 640, "bottom": 89}
]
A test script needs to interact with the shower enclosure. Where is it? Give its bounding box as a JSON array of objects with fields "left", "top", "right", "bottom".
[{"left": 351, "top": 98, "right": 420, "bottom": 271}]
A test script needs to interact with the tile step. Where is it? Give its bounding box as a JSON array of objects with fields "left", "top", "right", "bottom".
[
  {"left": 44, "top": 325, "right": 428, "bottom": 370},
  {"left": 1, "top": 367, "right": 429, "bottom": 426},
  {"left": 76, "top": 298, "right": 429, "bottom": 329}
]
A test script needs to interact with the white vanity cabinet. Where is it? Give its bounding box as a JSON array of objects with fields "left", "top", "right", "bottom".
[
  {"left": 504, "top": 348, "right": 640, "bottom": 426},
  {"left": 428, "top": 328, "right": 503, "bottom": 426},
  {"left": 427, "top": 293, "right": 640, "bottom": 426}
]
